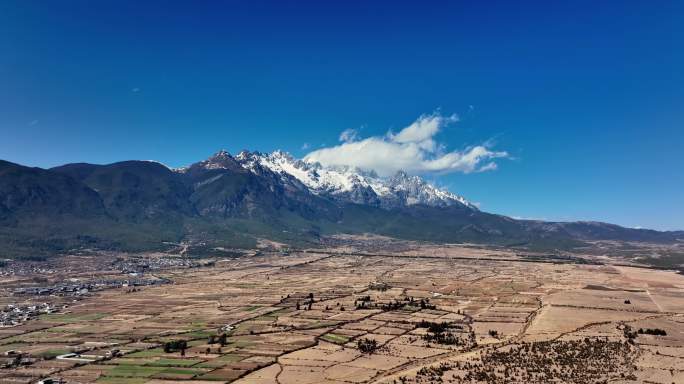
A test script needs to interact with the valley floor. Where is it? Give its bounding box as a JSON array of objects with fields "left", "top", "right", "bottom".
[{"left": 1, "top": 243, "right": 683, "bottom": 383}]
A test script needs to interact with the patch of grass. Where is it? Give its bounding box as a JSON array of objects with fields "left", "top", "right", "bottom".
[
  {"left": 255, "top": 308, "right": 287, "bottom": 321},
  {"left": 195, "top": 360, "right": 228, "bottom": 368},
  {"left": 96, "top": 377, "right": 148, "bottom": 384},
  {"left": 155, "top": 367, "right": 206, "bottom": 377},
  {"left": 195, "top": 353, "right": 247, "bottom": 368},
  {"left": 110, "top": 358, "right": 155, "bottom": 366},
  {"left": 105, "top": 365, "right": 167, "bottom": 378},
  {"left": 305, "top": 321, "right": 339, "bottom": 329},
  {"left": 233, "top": 283, "right": 258, "bottom": 288},
  {"left": 0, "top": 343, "right": 28, "bottom": 353},
  {"left": 37, "top": 348, "right": 72, "bottom": 358},
  {"left": 190, "top": 321, "right": 207, "bottom": 328},
  {"left": 0, "top": 336, "right": 22, "bottom": 345},
  {"left": 126, "top": 348, "right": 164, "bottom": 358},
  {"left": 640, "top": 252, "right": 684, "bottom": 269},
  {"left": 40, "top": 312, "right": 107, "bottom": 323},
  {"left": 188, "top": 339, "right": 208, "bottom": 347},
  {"left": 79, "top": 364, "right": 116, "bottom": 372},
  {"left": 183, "top": 329, "right": 214, "bottom": 338},
  {"left": 197, "top": 371, "right": 242, "bottom": 381},
  {"left": 146, "top": 358, "right": 203, "bottom": 367},
  {"left": 243, "top": 306, "right": 261, "bottom": 312},
  {"left": 45, "top": 326, "right": 75, "bottom": 333},
  {"left": 320, "top": 333, "right": 350, "bottom": 344}
]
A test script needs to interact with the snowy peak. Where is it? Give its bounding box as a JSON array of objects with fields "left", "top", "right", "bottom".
[
  {"left": 387, "top": 171, "right": 473, "bottom": 208},
  {"left": 188, "top": 149, "right": 246, "bottom": 173},
  {"left": 226, "top": 150, "right": 476, "bottom": 210},
  {"left": 179, "top": 150, "right": 475, "bottom": 210}
]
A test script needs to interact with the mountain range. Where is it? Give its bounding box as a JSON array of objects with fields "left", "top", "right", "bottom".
[{"left": 1, "top": 150, "right": 681, "bottom": 258}]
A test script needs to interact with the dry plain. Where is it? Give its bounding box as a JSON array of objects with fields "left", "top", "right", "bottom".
[{"left": 1, "top": 242, "right": 683, "bottom": 384}]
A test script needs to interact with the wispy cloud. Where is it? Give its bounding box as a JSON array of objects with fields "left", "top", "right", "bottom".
[
  {"left": 304, "top": 112, "right": 509, "bottom": 177},
  {"left": 301, "top": 142, "right": 310, "bottom": 150},
  {"left": 339, "top": 128, "right": 359, "bottom": 143},
  {"left": 512, "top": 215, "right": 547, "bottom": 221}
]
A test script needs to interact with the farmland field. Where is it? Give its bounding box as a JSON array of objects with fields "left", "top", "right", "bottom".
[{"left": 1, "top": 241, "right": 683, "bottom": 383}]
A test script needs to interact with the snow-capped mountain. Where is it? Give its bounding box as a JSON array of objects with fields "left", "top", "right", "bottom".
[
  {"left": 176, "top": 149, "right": 245, "bottom": 173},
  {"left": 2, "top": 151, "right": 681, "bottom": 260},
  {"left": 223, "top": 150, "right": 476, "bottom": 210}
]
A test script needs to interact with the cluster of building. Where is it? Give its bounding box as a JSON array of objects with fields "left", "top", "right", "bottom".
[
  {"left": 0, "top": 303, "right": 59, "bottom": 327},
  {"left": 1, "top": 350, "right": 37, "bottom": 369},
  {"left": 112, "top": 255, "right": 209, "bottom": 274},
  {"left": 0, "top": 261, "right": 58, "bottom": 277},
  {"left": 1, "top": 347, "right": 121, "bottom": 372},
  {"left": 10, "top": 277, "right": 171, "bottom": 297}
]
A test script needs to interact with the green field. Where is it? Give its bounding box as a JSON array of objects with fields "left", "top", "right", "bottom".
[
  {"left": 104, "top": 365, "right": 167, "bottom": 378},
  {"left": 195, "top": 353, "right": 247, "bottom": 368},
  {"left": 40, "top": 312, "right": 108, "bottom": 323},
  {"left": 182, "top": 329, "right": 215, "bottom": 338},
  {"left": 126, "top": 348, "right": 165, "bottom": 358},
  {"left": 146, "top": 358, "right": 204, "bottom": 367},
  {"left": 96, "top": 377, "right": 148, "bottom": 384},
  {"left": 154, "top": 367, "right": 207, "bottom": 378},
  {"left": 37, "top": 348, "right": 72, "bottom": 358},
  {"left": 320, "top": 333, "right": 350, "bottom": 344}
]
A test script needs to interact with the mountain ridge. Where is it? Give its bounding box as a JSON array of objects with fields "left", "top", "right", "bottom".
[{"left": 0, "top": 151, "right": 681, "bottom": 258}]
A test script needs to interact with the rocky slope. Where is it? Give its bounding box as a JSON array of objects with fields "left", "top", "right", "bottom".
[
  {"left": 0, "top": 151, "right": 681, "bottom": 258},
  {"left": 233, "top": 150, "right": 475, "bottom": 209}
]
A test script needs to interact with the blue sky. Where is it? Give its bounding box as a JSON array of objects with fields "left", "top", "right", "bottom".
[{"left": 1, "top": 1, "right": 682, "bottom": 230}]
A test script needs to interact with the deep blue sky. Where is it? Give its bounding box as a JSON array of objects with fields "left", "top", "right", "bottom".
[{"left": 1, "top": 1, "right": 682, "bottom": 230}]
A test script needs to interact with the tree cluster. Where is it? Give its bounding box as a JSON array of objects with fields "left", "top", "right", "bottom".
[
  {"left": 416, "top": 320, "right": 465, "bottom": 346},
  {"left": 163, "top": 340, "right": 187, "bottom": 355},
  {"left": 357, "top": 338, "right": 379, "bottom": 354},
  {"left": 638, "top": 328, "right": 667, "bottom": 336},
  {"left": 207, "top": 333, "right": 228, "bottom": 346},
  {"left": 445, "top": 338, "right": 637, "bottom": 383}
]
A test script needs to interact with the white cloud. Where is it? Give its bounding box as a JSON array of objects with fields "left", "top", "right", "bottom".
[
  {"left": 512, "top": 216, "right": 548, "bottom": 221},
  {"left": 339, "top": 128, "right": 359, "bottom": 143},
  {"left": 301, "top": 142, "right": 310, "bottom": 150},
  {"left": 304, "top": 112, "right": 508, "bottom": 177},
  {"left": 391, "top": 113, "right": 457, "bottom": 145}
]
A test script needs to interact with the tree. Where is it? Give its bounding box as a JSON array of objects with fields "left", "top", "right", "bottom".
[
  {"left": 357, "top": 338, "right": 379, "bottom": 354},
  {"left": 164, "top": 340, "right": 188, "bottom": 354},
  {"left": 218, "top": 333, "right": 228, "bottom": 346}
]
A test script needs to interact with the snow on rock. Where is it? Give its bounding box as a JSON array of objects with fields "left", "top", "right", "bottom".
[
  {"left": 188, "top": 150, "right": 476, "bottom": 210},
  {"left": 243, "top": 150, "right": 475, "bottom": 210}
]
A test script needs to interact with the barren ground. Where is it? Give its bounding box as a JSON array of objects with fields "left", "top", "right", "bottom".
[{"left": 1, "top": 242, "right": 683, "bottom": 383}]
